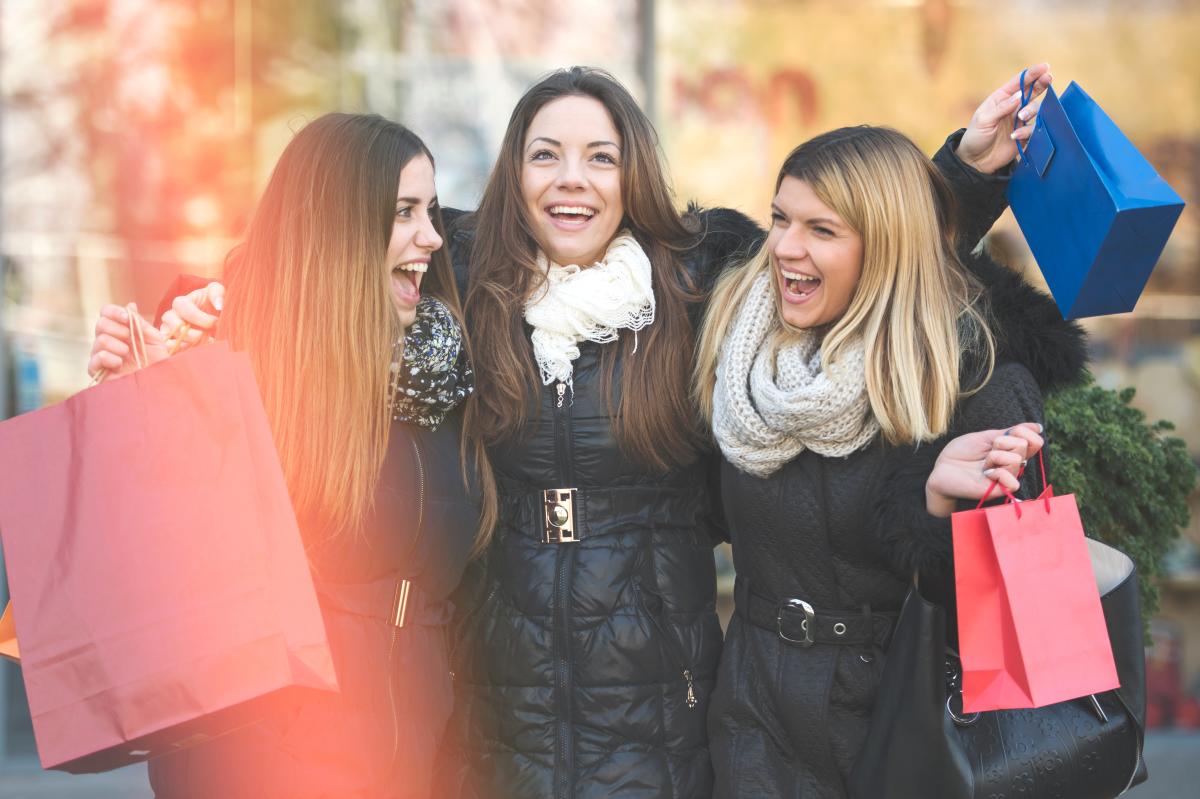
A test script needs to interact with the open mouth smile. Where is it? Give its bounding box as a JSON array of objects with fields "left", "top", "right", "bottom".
[
  {"left": 391, "top": 261, "right": 427, "bottom": 305},
  {"left": 545, "top": 204, "right": 598, "bottom": 229},
  {"left": 781, "top": 268, "right": 821, "bottom": 303}
]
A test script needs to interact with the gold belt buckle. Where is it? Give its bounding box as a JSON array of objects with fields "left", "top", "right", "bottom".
[{"left": 543, "top": 488, "right": 579, "bottom": 543}]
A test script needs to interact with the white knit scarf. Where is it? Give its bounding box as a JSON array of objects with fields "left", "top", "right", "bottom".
[
  {"left": 525, "top": 231, "right": 655, "bottom": 388},
  {"left": 712, "top": 273, "right": 879, "bottom": 478}
]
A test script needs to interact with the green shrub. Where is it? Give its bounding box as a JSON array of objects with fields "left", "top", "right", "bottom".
[{"left": 1045, "top": 375, "right": 1197, "bottom": 628}]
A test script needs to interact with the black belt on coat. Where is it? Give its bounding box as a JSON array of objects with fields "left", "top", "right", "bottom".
[
  {"left": 314, "top": 574, "right": 454, "bottom": 629},
  {"left": 734, "top": 578, "right": 896, "bottom": 648}
]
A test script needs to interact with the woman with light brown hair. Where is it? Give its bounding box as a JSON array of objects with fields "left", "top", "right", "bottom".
[
  {"left": 87, "top": 112, "right": 479, "bottom": 799},
  {"left": 695, "top": 126, "right": 1086, "bottom": 797}
]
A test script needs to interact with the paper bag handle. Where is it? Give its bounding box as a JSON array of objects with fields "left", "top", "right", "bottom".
[
  {"left": 90, "top": 291, "right": 202, "bottom": 385},
  {"left": 1014, "top": 68, "right": 1035, "bottom": 162},
  {"left": 974, "top": 446, "right": 1049, "bottom": 514}
]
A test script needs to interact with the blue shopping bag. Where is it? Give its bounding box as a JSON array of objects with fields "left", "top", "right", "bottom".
[{"left": 1007, "top": 76, "right": 1185, "bottom": 319}]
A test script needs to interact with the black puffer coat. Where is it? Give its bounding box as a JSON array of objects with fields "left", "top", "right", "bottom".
[
  {"left": 707, "top": 248, "right": 1089, "bottom": 796},
  {"left": 436, "top": 207, "right": 760, "bottom": 799},
  {"left": 438, "top": 134, "right": 1016, "bottom": 799}
]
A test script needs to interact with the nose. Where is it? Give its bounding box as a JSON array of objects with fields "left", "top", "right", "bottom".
[
  {"left": 416, "top": 215, "right": 443, "bottom": 252},
  {"left": 554, "top": 155, "right": 587, "bottom": 190},
  {"left": 773, "top": 226, "right": 808, "bottom": 262}
]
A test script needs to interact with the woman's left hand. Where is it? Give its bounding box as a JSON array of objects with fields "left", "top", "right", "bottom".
[
  {"left": 956, "top": 63, "right": 1053, "bottom": 175},
  {"left": 925, "top": 422, "right": 1044, "bottom": 518}
]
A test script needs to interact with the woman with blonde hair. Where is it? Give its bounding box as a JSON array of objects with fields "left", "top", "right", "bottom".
[
  {"left": 88, "top": 113, "right": 479, "bottom": 798},
  {"left": 695, "top": 125, "right": 1087, "bottom": 797}
]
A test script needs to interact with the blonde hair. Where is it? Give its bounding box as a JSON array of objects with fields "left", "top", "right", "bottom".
[
  {"left": 219, "top": 114, "right": 468, "bottom": 546},
  {"left": 696, "top": 126, "right": 994, "bottom": 446}
]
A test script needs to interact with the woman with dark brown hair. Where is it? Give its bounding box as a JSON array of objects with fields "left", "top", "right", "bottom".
[{"left": 87, "top": 113, "right": 479, "bottom": 799}]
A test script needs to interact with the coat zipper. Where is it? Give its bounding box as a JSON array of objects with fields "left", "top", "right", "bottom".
[
  {"left": 552, "top": 379, "right": 575, "bottom": 799},
  {"left": 635, "top": 581, "right": 698, "bottom": 709},
  {"left": 385, "top": 437, "right": 426, "bottom": 778}
]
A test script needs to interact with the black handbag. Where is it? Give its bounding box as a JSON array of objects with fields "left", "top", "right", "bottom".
[{"left": 848, "top": 539, "right": 1147, "bottom": 799}]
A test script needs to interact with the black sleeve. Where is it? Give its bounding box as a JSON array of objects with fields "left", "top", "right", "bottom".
[
  {"left": 872, "top": 362, "right": 1045, "bottom": 591},
  {"left": 703, "top": 450, "right": 731, "bottom": 546},
  {"left": 153, "top": 274, "right": 213, "bottom": 326},
  {"left": 442, "top": 208, "right": 474, "bottom": 300},
  {"left": 931, "top": 128, "right": 1012, "bottom": 260},
  {"left": 684, "top": 206, "right": 766, "bottom": 294}
]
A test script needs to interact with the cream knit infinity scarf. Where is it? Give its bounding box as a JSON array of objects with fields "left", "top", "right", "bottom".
[
  {"left": 525, "top": 231, "right": 654, "bottom": 388},
  {"left": 712, "top": 273, "right": 879, "bottom": 478}
]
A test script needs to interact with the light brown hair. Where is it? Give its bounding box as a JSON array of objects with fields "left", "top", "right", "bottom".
[{"left": 219, "top": 113, "right": 467, "bottom": 545}]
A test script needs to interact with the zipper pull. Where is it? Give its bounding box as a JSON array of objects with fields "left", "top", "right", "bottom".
[
  {"left": 556, "top": 382, "right": 566, "bottom": 408},
  {"left": 684, "top": 669, "right": 697, "bottom": 708}
]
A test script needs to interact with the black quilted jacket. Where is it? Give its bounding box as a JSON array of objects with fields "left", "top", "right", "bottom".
[
  {"left": 436, "top": 133, "right": 1031, "bottom": 799},
  {"left": 707, "top": 246, "right": 1089, "bottom": 796}
]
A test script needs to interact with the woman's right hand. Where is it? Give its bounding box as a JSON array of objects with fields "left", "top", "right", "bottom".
[
  {"left": 87, "top": 304, "right": 169, "bottom": 379},
  {"left": 159, "top": 281, "right": 225, "bottom": 350}
]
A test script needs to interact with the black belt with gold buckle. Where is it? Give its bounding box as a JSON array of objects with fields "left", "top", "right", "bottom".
[{"left": 543, "top": 487, "right": 579, "bottom": 543}]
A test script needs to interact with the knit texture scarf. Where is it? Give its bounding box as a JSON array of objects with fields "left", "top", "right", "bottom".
[
  {"left": 712, "top": 273, "right": 879, "bottom": 478},
  {"left": 390, "top": 297, "right": 474, "bottom": 431},
  {"left": 524, "top": 231, "right": 654, "bottom": 388}
]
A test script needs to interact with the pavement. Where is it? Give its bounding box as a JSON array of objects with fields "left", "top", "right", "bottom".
[{"left": 0, "top": 732, "right": 1196, "bottom": 797}]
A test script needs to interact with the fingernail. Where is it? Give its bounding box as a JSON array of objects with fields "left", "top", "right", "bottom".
[
  {"left": 984, "top": 469, "right": 996, "bottom": 477},
  {"left": 1008, "top": 91, "right": 1021, "bottom": 104},
  {"left": 118, "top": 308, "right": 129, "bottom": 322},
  {"left": 1019, "top": 108, "right": 1033, "bottom": 121},
  {"left": 1010, "top": 131, "right": 1019, "bottom": 140},
  {"left": 1037, "top": 423, "right": 1044, "bottom": 433},
  {"left": 212, "top": 294, "right": 223, "bottom": 312}
]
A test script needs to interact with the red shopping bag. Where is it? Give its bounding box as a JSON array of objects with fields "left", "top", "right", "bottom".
[
  {"left": 952, "top": 456, "right": 1119, "bottom": 713},
  {"left": 0, "top": 342, "right": 337, "bottom": 772}
]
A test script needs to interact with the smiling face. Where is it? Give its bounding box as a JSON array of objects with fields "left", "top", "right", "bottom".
[
  {"left": 521, "top": 95, "right": 624, "bottom": 267},
  {"left": 387, "top": 154, "right": 444, "bottom": 328},
  {"left": 768, "top": 176, "right": 864, "bottom": 330}
]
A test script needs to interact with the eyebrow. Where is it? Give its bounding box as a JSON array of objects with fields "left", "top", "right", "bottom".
[
  {"left": 770, "top": 204, "right": 843, "bottom": 227},
  {"left": 396, "top": 196, "right": 437, "bottom": 206},
  {"left": 527, "top": 136, "right": 620, "bottom": 150}
]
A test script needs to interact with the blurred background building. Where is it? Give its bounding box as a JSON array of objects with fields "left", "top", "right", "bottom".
[{"left": 1, "top": 0, "right": 1198, "bottom": 795}]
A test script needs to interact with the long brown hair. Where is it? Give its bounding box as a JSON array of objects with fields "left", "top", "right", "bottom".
[
  {"left": 463, "top": 67, "right": 702, "bottom": 548},
  {"left": 695, "top": 126, "right": 994, "bottom": 444},
  {"left": 219, "top": 113, "right": 466, "bottom": 545}
]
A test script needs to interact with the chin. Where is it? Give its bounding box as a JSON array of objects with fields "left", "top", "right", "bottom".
[{"left": 394, "top": 305, "right": 417, "bottom": 330}]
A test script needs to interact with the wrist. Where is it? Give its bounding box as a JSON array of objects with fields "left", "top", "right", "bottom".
[
  {"left": 952, "top": 141, "right": 991, "bottom": 175},
  {"left": 925, "top": 485, "right": 956, "bottom": 518}
]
